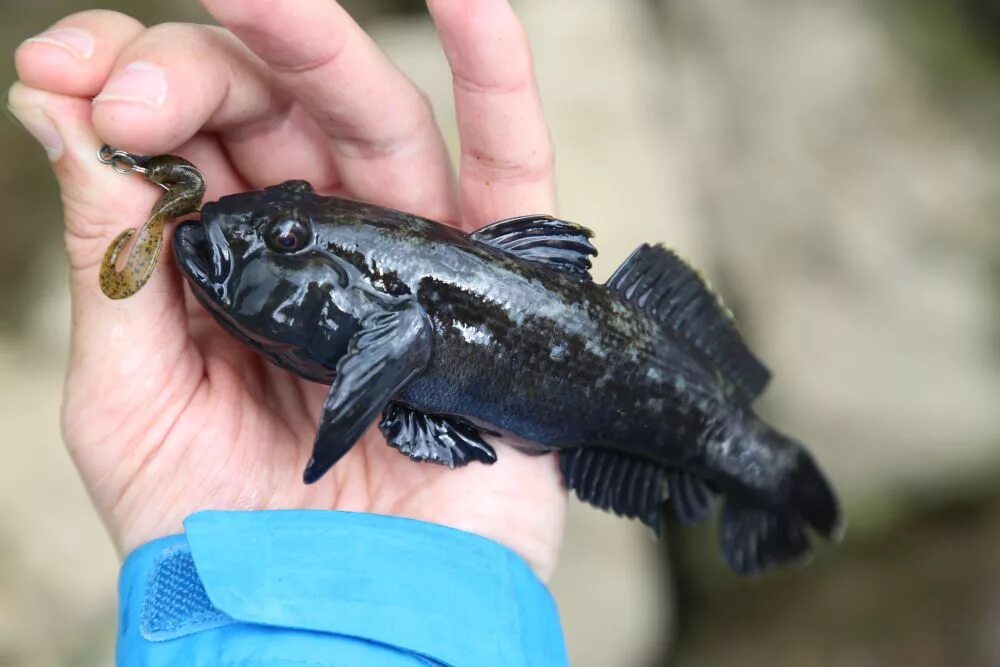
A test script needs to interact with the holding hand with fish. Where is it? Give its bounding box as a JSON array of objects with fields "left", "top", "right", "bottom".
[{"left": 12, "top": 0, "right": 839, "bottom": 602}]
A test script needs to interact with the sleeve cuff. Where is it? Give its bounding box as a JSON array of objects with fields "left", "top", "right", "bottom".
[{"left": 117, "top": 510, "right": 568, "bottom": 667}]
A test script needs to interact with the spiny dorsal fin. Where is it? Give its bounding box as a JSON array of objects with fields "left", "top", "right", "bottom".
[
  {"left": 606, "top": 244, "right": 771, "bottom": 400},
  {"left": 469, "top": 215, "right": 597, "bottom": 281},
  {"left": 559, "top": 447, "right": 665, "bottom": 532}
]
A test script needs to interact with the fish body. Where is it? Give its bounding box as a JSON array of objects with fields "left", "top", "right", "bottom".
[{"left": 174, "top": 180, "right": 842, "bottom": 575}]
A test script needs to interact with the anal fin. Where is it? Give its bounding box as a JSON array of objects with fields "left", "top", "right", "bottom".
[
  {"left": 559, "top": 448, "right": 665, "bottom": 532},
  {"left": 380, "top": 403, "right": 497, "bottom": 468},
  {"left": 666, "top": 468, "right": 715, "bottom": 524}
]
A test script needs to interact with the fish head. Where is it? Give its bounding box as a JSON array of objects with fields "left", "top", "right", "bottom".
[{"left": 173, "top": 180, "right": 360, "bottom": 381}]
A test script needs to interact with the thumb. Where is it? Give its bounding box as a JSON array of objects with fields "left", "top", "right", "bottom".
[{"left": 5, "top": 82, "right": 194, "bottom": 428}]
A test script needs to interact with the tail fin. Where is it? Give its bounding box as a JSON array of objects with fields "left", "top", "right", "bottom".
[
  {"left": 720, "top": 504, "right": 810, "bottom": 575},
  {"left": 720, "top": 428, "right": 843, "bottom": 576},
  {"left": 788, "top": 447, "right": 844, "bottom": 541}
]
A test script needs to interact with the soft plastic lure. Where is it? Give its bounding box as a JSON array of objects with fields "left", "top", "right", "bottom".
[{"left": 97, "top": 145, "right": 206, "bottom": 299}]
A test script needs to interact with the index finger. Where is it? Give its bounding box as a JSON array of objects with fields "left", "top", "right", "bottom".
[
  {"left": 428, "top": 0, "right": 556, "bottom": 228},
  {"left": 200, "top": 0, "right": 457, "bottom": 221}
]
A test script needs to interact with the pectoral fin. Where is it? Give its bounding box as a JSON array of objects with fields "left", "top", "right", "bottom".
[{"left": 303, "top": 303, "right": 432, "bottom": 484}]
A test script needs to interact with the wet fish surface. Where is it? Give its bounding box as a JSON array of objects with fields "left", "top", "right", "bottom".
[{"left": 174, "top": 180, "right": 843, "bottom": 575}]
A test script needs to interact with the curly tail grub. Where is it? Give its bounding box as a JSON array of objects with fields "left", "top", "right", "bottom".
[{"left": 97, "top": 149, "right": 206, "bottom": 300}]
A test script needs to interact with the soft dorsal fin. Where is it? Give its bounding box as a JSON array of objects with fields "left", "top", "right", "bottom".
[
  {"left": 607, "top": 244, "right": 771, "bottom": 400},
  {"left": 469, "top": 215, "right": 597, "bottom": 281}
]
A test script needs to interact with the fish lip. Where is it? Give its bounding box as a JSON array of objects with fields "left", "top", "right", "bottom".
[
  {"left": 204, "top": 216, "right": 233, "bottom": 285},
  {"left": 173, "top": 219, "right": 226, "bottom": 299}
]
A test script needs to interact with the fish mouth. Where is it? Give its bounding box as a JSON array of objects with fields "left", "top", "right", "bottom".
[
  {"left": 173, "top": 220, "right": 264, "bottom": 358},
  {"left": 173, "top": 219, "right": 338, "bottom": 384},
  {"left": 173, "top": 217, "right": 232, "bottom": 299}
]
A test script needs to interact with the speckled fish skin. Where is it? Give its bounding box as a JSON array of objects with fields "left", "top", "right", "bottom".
[{"left": 173, "top": 180, "right": 843, "bottom": 576}]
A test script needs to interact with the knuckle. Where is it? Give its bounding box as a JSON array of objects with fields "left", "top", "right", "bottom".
[
  {"left": 60, "top": 9, "right": 145, "bottom": 33},
  {"left": 452, "top": 69, "right": 532, "bottom": 98},
  {"left": 447, "top": 20, "right": 534, "bottom": 95},
  {"left": 122, "top": 22, "right": 242, "bottom": 69},
  {"left": 265, "top": 38, "right": 348, "bottom": 77},
  {"left": 333, "top": 90, "right": 437, "bottom": 161},
  {"left": 463, "top": 139, "right": 555, "bottom": 186},
  {"left": 61, "top": 188, "right": 112, "bottom": 247},
  {"left": 140, "top": 22, "right": 218, "bottom": 50}
]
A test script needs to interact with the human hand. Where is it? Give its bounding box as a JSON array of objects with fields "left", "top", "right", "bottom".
[{"left": 10, "top": 0, "right": 565, "bottom": 579}]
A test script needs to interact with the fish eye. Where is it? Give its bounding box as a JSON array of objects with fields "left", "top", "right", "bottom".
[{"left": 265, "top": 218, "right": 312, "bottom": 253}]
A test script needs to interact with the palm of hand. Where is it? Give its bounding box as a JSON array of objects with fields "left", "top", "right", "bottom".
[
  {"left": 17, "top": 1, "right": 566, "bottom": 580},
  {"left": 68, "top": 311, "right": 564, "bottom": 578}
]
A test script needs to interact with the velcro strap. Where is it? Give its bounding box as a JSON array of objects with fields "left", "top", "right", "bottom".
[{"left": 141, "top": 544, "right": 234, "bottom": 641}]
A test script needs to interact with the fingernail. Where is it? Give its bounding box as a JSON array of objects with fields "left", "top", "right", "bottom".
[
  {"left": 94, "top": 61, "right": 167, "bottom": 108},
  {"left": 22, "top": 27, "right": 95, "bottom": 60},
  {"left": 5, "top": 100, "right": 64, "bottom": 161}
]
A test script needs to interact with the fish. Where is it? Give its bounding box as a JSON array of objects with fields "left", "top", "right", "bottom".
[{"left": 173, "top": 179, "right": 843, "bottom": 576}]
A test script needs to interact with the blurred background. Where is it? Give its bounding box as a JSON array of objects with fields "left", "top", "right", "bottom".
[{"left": 2, "top": 0, "right": 999, "bottom": 665}]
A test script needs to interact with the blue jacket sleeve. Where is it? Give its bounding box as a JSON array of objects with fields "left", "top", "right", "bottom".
[{"left": 116, "top": 510, "right": 568, "bottom": 666}]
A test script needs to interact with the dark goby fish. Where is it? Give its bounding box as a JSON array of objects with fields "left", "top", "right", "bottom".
[{"left": 173, "top": 180, "right": 843, "bottom": 576}]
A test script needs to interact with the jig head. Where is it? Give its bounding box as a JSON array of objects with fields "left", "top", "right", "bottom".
[{"left": 97, "top": 145, "right": 206, "bottom": 299}]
